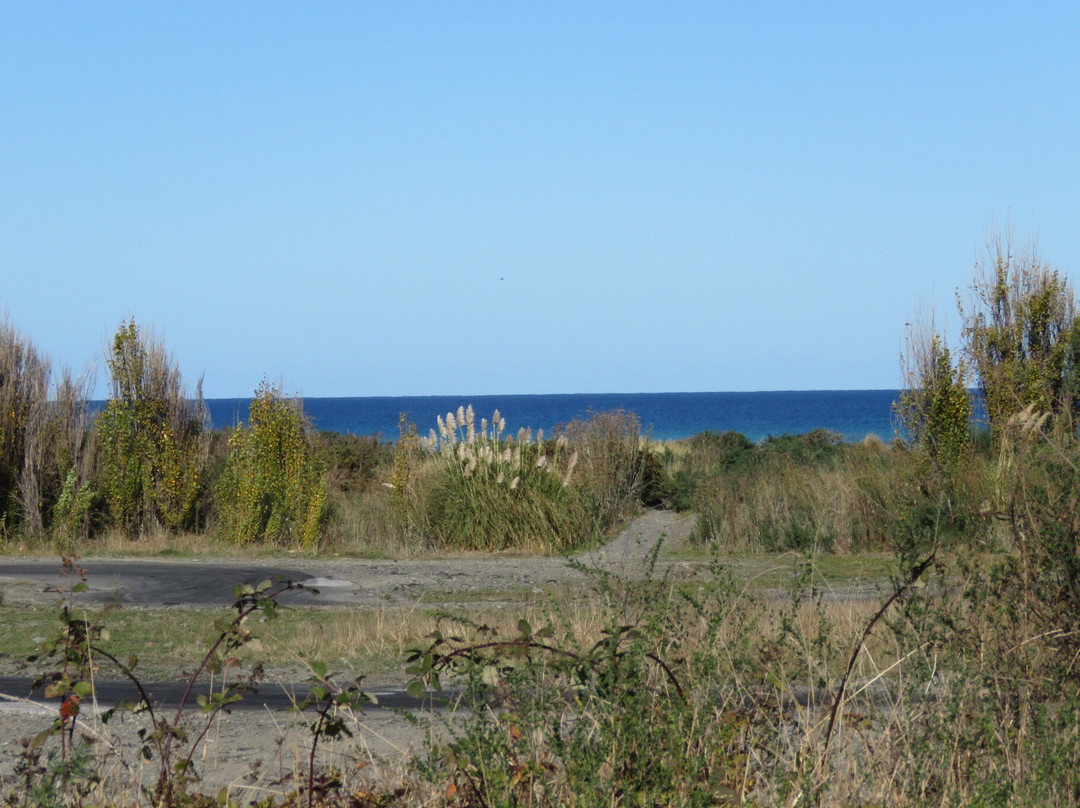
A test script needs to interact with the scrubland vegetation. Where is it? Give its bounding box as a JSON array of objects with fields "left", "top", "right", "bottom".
[{"left": 3, "top": 234, "right": 1080, "bottom": 806}]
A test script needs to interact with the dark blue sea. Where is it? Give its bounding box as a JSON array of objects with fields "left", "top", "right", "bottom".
[{"left": 203, "top": 391, "right": 903, "bottom": 444}]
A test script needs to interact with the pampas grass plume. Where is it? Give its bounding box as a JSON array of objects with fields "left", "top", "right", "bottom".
[{"left": 562, "top": 450, "right": 579, "bottom": 487}]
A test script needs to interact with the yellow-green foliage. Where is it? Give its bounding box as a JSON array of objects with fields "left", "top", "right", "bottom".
[
  {"left": 215, "top": 380, "right": 328, "bottom": 548},
  {"left": 896, "top": 334, "right": 972, "bottom": 482},
  {"left": 962, "top": 239, "right": 1080, "bottom": 431},
  {"left": 96, "top": 320, "right": 206, "bottom": 534}
]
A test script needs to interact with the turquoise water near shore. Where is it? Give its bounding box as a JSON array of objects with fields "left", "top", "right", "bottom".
[{"left": 204, "top": 390, "right": 903, "bottom": 443}]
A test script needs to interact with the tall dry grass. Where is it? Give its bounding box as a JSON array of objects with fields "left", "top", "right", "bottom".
[
  {"left": 0, "top": 315, "right": 50, "bottom": 538},
  {"left": 682, "top": 430, "right": 994, "bottom": 555},
  {"left": 21, "top": 369, "right": 97, "bottom": 545}
]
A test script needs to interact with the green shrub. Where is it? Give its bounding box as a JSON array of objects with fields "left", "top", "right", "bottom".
[
  {"left": 961, "top": 232, "right": 1080, "bottom": 432},
  {"left": 760, "top": 428, "right": 845, "bottom": 466},
  {"left": 96, "top": 320, "right": 208, "bottom": 535},
  {"left": 685, "top": 429, "right": 757, "bottom": 473},
  {"left": 638, "top": 447, "right": 683, "bottom": 509},
  {"left": 415, "top": 406, "right": 591, "bottom": 552},
  {"left": 897, "top": 330, "right": 972, "bottom": 477},
  {"left": 214, "top": 380, "right": 328, "bottom": 548},
  {"left": 313, "top": 430, "right": 388, "bottom": 494}
]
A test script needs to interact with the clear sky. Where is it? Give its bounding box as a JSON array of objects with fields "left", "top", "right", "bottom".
[{"left": 3, "top": 3, "right": 1079, "bottom": 398}]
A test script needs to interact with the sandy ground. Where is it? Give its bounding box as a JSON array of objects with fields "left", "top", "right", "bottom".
[{"left": 0, "top": 510, "right": 696, "bottom": 802}]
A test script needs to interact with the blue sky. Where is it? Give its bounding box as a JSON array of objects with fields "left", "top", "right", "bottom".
[{"left": 3, "top": 3, "right": 1079, "bottom": 398}]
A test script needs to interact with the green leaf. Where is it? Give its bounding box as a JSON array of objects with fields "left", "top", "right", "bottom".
[
  {"left": 406, "top": 680, "right": 425, "bottom": 699},
  {"left": 73, "top": 681, "right": 94, "bottom": 697}
]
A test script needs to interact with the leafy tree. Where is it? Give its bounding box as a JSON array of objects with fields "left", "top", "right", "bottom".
[
  {"left": 96, "top": 320, "right": 207, "bottom": 535},
  {"left": 215, "top": 380, "right": 327, "bottom": 547},
  {"left": 960, "top": 234, "right": 1080, "bottom": 431},
  {"left": 896, "top": 322, "right": 972, "bottom": 481}
]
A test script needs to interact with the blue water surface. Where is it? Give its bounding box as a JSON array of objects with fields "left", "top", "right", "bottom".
[{"left": 204, "top": 390, "right": 903, "bottom": 443}]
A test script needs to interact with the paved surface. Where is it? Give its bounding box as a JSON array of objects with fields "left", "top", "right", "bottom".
[
  {"left": 0, "top": 560, "right": 322, "bottom": 607},
  {"left": 0, "top": 511, "right": 697, "bottom": 715},
  {"left": 0, "top": 675, "right": 450, "bottom": 713},
  {"left": 0, "top": 510, "right": 699, "bottom": 609}
]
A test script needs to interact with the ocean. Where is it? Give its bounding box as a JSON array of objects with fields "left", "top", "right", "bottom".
[{"left": 203, "top": 390, "right": 903, "bottom": 444}]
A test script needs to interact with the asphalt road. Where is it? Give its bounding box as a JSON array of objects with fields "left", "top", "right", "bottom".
[
  {"left": 0, "top": 559, "right": 334, "bottom": 607},
  {"left": 0, "top": 675, "right": 450, "bottom": 713}
]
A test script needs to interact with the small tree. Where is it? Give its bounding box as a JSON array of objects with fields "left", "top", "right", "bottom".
[
  {"left": 215, "top": 380, "right": 327, "bottom": 548},
  {"left": 960, "top": 232, "right": 1080, "bottom": 432},
  {"left": 896, "top": 320, "right": 972, "bottom": 482},
  {"left": 96, "top": 320, "right": 207, "bottom": 535}
]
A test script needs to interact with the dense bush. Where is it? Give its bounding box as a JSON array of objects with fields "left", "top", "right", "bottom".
[
  {"left": 961, "top": 233, "right": 1080, "bottom": 431},
  {"left": 214, "top": 380, "right": 328, "bottom": 548},
  {"left": 312, "top": 431, "right": 387, "bottom": 493},
  {"left": 896, "top": 325, "right": 973, "bottom": 485},
  {"left": 404, "top": 407, "right": 655, "bottom": 553},
  {"left": 411, "top": 406, "right": 591, "bottom": 552},
  {"left": 96, "top": 320, "right": 208, "bottom": 535},
  {"left": 556, "top": 409, "right": 648, "bottom": 532},
  {"left": 686, "top": 429, "right": 758, "bottom": 473}
]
